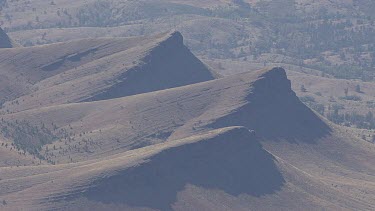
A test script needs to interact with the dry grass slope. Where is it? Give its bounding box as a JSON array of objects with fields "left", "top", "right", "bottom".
[
  {"left": 0, "top": 67, "right": 374, "bottom": 210},
  {"left": 0, "top": 31, "right": 217, "bottom": 113}
]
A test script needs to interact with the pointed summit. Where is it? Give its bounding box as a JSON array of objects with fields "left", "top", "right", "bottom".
[
  {"left": 252, "top": 67, "right": 288, "bottom": 82},
  {"left": 151, "top": 30, "right": 184, "bottom": 50},
  {"left": 164, "top": 30, "right": 184, "bottom": 46}
]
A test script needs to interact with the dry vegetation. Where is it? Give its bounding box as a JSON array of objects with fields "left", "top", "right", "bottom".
[
  {"left": 0, "top": 1, "right": 374, "bottom": 210},
  {"left": 0, "top": 63, "right": 374, "bottom": 210}
]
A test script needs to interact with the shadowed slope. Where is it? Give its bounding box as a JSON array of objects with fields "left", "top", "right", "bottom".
[
  {"left": 85, "top": 31, "right": 217, "bottom": 102},
  {"left": 81, "top": 127, "right": 284, "bottom": 211},
  {"left": 208, "top": 67, "right": 332, "bottom": 143},
  {"left": 0, "top": 27, "right": 15, "bottom": 48}
]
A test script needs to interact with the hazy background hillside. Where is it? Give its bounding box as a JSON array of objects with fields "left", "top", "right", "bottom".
[{"left": 1, "top": 0, "right": 374, "bottom": 79}]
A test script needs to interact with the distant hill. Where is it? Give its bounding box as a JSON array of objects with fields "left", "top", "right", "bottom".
[{"left": 3, "top": 0, "right": 374, "bottom": 80}]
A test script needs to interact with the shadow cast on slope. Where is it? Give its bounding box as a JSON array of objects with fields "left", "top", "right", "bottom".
[
  {"left": 0, "top": 27, "right": 14, "bottom": 48},
  {"left": 83, "top": 128, "right": 285, "bottom": 211},
  {"left": 211, "top": 68, "right": 332, "bottom": 144},
  {"left": 41, "top": 48, "right": 98, "bottom": 71}
]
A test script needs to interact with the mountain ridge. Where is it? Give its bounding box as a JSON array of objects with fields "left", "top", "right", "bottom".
[
  {"left": 0, "top": 67, "right": 297, "bottom": 162},
  {"left": 0, "top": 31, "right": 217, "bottom": 113},
  {"left": 0, "top": 65, "right": 374, "bottom": 210}
]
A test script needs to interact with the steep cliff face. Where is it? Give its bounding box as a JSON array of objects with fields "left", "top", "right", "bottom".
[{"left": 209, "top": 67, "right": 332, "bottom": 143}]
